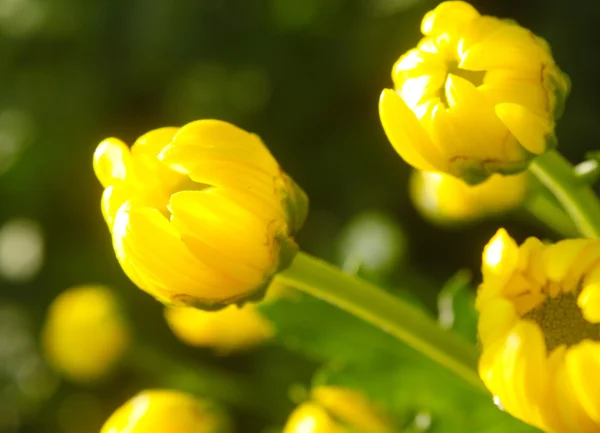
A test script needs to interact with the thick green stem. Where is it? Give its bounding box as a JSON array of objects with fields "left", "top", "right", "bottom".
[
  {"left": 529, "top": 150, "right": 600, "bottom": 239},
  {"left": 277, "top": 251, "right": 485, "bottom": 392}
]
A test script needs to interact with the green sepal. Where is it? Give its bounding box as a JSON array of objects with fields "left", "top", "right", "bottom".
[
  {"left": 449, "top": 155, "right": 531, "bottom": 186},
  {"left": 544, "top": 67, "right": 571, "bottom": 121},
  {"left": 281, "top": 173, "right": 309, "bottom": 235}
]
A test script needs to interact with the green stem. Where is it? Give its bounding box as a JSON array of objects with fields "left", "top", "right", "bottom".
[
  {"left": 277, "top": 251, "right": 485, "bottom": 392},
  {"left": 529, "top": 150, "right": 600, "bottom": 239},
  {"left": 522, "top": 189, "right": 579, "bottom": 238}
]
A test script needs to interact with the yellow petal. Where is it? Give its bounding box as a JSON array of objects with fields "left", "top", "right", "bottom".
[
  {"left": 392, "top": 48, "right": 445, "bottom": 84},
  {"left": 168, "top": 189, "right": 277, "bottom": 275},
  {"left": 477, "top": 297, "right": 519, "bottom": 345},
  {"left": 131, "top": 127, "right": 179, "bottom": 158},
  {"left": 398, "top": 74, "right": 446, "bottom": 109},
  {"left": 579, "top": 265, "right": 600, "bottom": 324},
  {"left": 482, "top": 228, "right": 519, "bottom": 281},
  {"left": 421, "top": 1, "right": 479, "bottom": 37},
  {"left": 174, "top": 158, "right": 281, "bottom": 209},
  {"left": 460, "top": 25, "right": 552, "bottom": 72},
  {"left": 161, "top": 119, "right": 279, "bottom": 176},
  {"left": 516, "top": 236, "right": 546, "bottom": 285},
  {"left": 562, "top": 243, "right": 600, "bottom": 292},
  {"left": 484, "top": 320, "right": 547, "bottom": 423},
  {"left": 457, "top": 16, "right": 504, "bottom": 58},
  {"left": 101, "top": 185, "right": 130, "bottom": 227},
  {"left": 495, "top": 103, "right": 554, "bottom": 155},
  {"left": 536, "top": 346, "right": 572, "bottom": 433},
  {"left": 444, "top": 75, "right": 519, "bottom": 162},
  {"left": 93, "top": 138, "right": 132, "bottom": 188},
  {"left": 564, "top": 341, "right": 600, "bottom": 424},
  {"left": 378, "top": 89, "right": 442, "bottom": 171},
  {"left": 112, "top": 204, "right": 245, "bottom": 303},
  {"left": 554, "top": 347, "right": 600, "bottom": 433},
  {"left": 478, "top": 81, "right": 548, "bottom": 118},
  {"left": 541, "top": 239, "right": 594, "bottom": 285}
]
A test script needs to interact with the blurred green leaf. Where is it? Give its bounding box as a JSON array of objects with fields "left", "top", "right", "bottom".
[
  {"left": 437, "top": 270, "right": 478, "bottom": 345},
  {"left": 262, "top": 292, "right": 539, "bottom": 432}
]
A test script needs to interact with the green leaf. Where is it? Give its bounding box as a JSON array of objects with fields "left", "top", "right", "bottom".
[
  {"left": 437, "top": 270, "right": 478, "bottom": 345},
  {"left": 262, "top": 292, "right": 540, "bottom": 433}
]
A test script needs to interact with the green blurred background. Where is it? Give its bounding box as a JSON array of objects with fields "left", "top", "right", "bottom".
[{"left": 0, "top": 0, "right": 597, "bottom": 432}]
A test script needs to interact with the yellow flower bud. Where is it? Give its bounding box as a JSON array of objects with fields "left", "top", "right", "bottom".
[
  {"left": 100, "top": 389, "right": 229, "bottom": 433},
  {"left": 409, "top": 170, "right": 528, "bottom": 223},
  {"left": 93, "top": 120, "right": 308, "bottom": 309},
  {"left": 477, "top": 229, "right": 600, "bottom": 432},
  {"left": 283, "top": 386, "right": 393, "bottom": 433},
  {"left": 283, "top": 403, "right": 345, "bottom": 433},
  {"left": 379, "top": 1, "right": 570, "bottom": 184},
  {"left": 42, "top": 285, "right": 130, "bottom": 383},
  {"left": 164, "top": 303, "right": 273, "bottom": 353}
]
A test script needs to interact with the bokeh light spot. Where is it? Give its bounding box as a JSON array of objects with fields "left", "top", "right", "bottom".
[{"left": 0, "top": 219, "right": 44, "bottom": 283}]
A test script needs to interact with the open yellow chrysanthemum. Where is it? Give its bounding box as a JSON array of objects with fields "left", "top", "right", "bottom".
[
  {"left": 100, "top": 389, "right": 229, "bottom": 433},
  {"left": 477, "top": 229, "right": 600, "bottom": 433},
  {"left": 380, "top": 1, "right": 570, "bottom": 184},
  {"left": 283, "top": 386, "right": 393, "bottom": 433},
  {"left": 42, "top": 285, "right": 130, "bottom": 383},
  {"left": 410, "top": 170, "right": 528, "bottom": 223},
  {"left": 93, "top": 120, "right": 308, "bottom": 309}
]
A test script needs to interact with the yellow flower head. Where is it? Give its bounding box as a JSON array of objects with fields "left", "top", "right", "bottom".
[
  {"left": 380, "top": 1, "right": 570, "bottom": 184},
  {"left": 164, "top": 303, "right": 273, "bottom": 353},
  {"left": 283, "top": 386, "right": 393, "bottom": 433},
  {"left": 42, "top": 285, "right": 130, "bottom": 383},
  {"left": 93, "top": 120, "right": 308, "bottom": 309},
  {"left": 410, "top": 170, "right": 528, "bottom": 223},
  {"left": 477, "top": 229, "right": 600, "bottom": 432},
  {"left": 100, "top": 389, "right": 229, "bottom": 433}
]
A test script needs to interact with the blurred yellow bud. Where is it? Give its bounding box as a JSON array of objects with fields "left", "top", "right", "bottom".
[
  {"left": 379, "top": 1, "right": 570, "bottom": 184},
  {"left": 283, "top": 403, "right": 344, "bottom": 433},
  {"left": 283, "top": 386, "right": 393, "bottom": 433},
  {"left": 93, "top": 120, "right": 308, "bottom": 310},
  {"left": 164, "top": 303, "right": 273, "bottom": 353},
  {"left": 409, "top": 170, "right": 529, "bottom": 224},
  {"left": 100, "top": 389, "right": 229, "bottom": 433},
  {"left": 42, "top": 285, "right": 129, "bottom": 383}
]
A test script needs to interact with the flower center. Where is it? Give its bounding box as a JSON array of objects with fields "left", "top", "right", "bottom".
[
  {"left": 440, "top": 61, "right": 485, "bottom": 107},
  {"left": 523, "top": 286, "right": 600, "bottom": 352}
]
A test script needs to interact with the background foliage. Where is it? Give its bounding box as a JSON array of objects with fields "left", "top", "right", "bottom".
[{"left": 0, "top": 0, "right": 598, "bottom": 432}]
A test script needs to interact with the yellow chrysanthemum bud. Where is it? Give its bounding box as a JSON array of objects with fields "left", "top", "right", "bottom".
[
  {"left": 164, "top": 281, "right": 292, "bottom": 353},
  {"left": 42, "top": 285, "right": 130, "bottom": 383},
  {"left": 93, "top": 120, "right": 308, "bottom": 309},
  {"left": 164, "top": 303, "right": 273, "bottom": 353},
  {"left": 100, "top": 389, "right": 229, "bottom": 433},
  {"left": 283, "top": 386, "right": 393, "bottom": 433},
  {"left": 410, "top": 170, "right": 529, "bottom": 223},
  {"left": 477, "top": 229, "right": 600, "bottom": 432},
  {"left": 379, "top": 1, "right": 570, "bottom": 184}
]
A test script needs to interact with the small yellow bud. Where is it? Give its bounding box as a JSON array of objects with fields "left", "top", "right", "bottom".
[
  {"left": 409, "top": 170, "right": 529, "bottom": 224},
  {"left": 93, "top": 120, "right": 308, "bottom": 309},
  {"left": 100, "top": 389, "right": 229, "bottom": 433},
  {"left": 379, "top": 1, "right": 569, "bottom": 184},
  {"left": 164, "top": 303, "right": 273, "bottom": 353},
  {"left": 42, "top": 285, "right": 130, "bottom": 383},
  {"left": 283, "top": 386, "right": 393, "bottom": 433}
]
